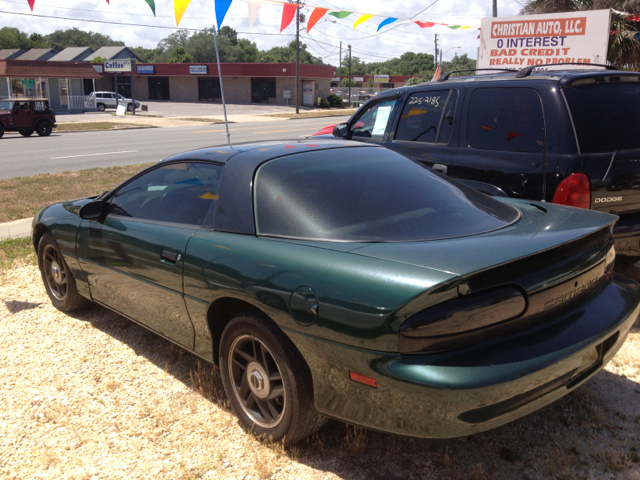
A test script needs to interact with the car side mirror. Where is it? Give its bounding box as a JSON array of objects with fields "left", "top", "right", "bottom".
[
  {"left": 333, "top": 123, "right": 350, "bottom": 138},
  {"left": 79, "top": 200, "right": 107, "bottom": 220}
]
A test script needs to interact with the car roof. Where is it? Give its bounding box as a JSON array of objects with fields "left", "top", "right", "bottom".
[
  {"left": 379, "top": 68, "right": 640, "bottom": 96},
  {"left": 163, "top": 139, "right": 377, "bottom": 165}
]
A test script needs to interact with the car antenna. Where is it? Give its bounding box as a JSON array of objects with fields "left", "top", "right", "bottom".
[{"left": 212, "top": 25, "right": 233, "bottom": 149}]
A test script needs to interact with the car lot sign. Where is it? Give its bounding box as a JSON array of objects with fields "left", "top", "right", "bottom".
[
  {"left": 104, "top": 59, "right": 132, "bottom": 73},
  {"left": 374, "top": 75, "right": 390, "bottom": 83},
  {"left": 477, "top": 9, "right": 610, "bottom": 71}
]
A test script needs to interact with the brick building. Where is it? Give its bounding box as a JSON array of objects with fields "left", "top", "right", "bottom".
[{"left": 95, "top": 62, "right": 337, "bottom": 106}]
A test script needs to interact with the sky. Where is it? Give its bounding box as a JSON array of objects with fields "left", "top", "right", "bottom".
[{"left": 0, "top": 0, "right": 524, "bottom": 66}]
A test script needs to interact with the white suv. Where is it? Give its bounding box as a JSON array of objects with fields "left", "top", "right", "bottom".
[{"left": 91, "top": 92, "right": 141, "bottom": 112}]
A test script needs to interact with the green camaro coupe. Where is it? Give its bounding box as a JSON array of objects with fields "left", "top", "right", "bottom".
[{"left": 33, "top": 141, "right": 640, "bottom": 444}]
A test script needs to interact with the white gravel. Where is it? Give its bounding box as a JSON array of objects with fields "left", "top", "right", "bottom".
[{"left": 1, "top": 263, "right": 639, "bottom": 480}]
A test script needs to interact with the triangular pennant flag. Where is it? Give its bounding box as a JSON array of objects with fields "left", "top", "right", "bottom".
[
  {"left": 507, "top": 131, "right": 522, "bottom": 142},
  {"left": 248, "top": 0, "right": 263, "bottom": 30},
  {"left": 307, "top": 7, "right": 328, "bottom": 33},
  {"left": 415, "top": 21, "right": 435, "bottom": 28},
  {"left": 377, "top": 17, "right": 397, "bottom": 31},
  {"left": 106, "top": 0, "right": 109, "bottom": 4},
  {"left": 215, "top": 0, "right": 234, "bottom": 29},
  {"left": 27, "top": 0, "right": 35, "bottom": 10},
  {"left": 280, "top": 3, "right": 298, "bottom": 32},
  {"left": 448, "top": 25, "right": 461, "bottom": 30},
  {"left": 432, "top": 64, "right": 441, "bottom": 81},
  {"left": 329, "top": 11, "right": 352, "bottom": 19},
  {"left": 481, "top": 125, "right": 493, "bottom": 132},
  {"left": 174, "top": 0, "right": 192, "bottom": 25},
  {"left": 353, "top": 14, "right": 374, "bottom": 31},
  {"left": 144, "top": 0, "right": 156, "bottom": 15}
]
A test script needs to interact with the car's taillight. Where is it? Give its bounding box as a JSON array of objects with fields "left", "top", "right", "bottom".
[
  {"left": 552, "top": 173, "right": 591, "bottom": 209},
  {"left": 398, "top": 285, "right": 526, "bottom": 353}
]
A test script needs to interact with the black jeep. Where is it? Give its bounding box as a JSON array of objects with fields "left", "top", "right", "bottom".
[
  {"left": 320, "top": 67, "right": 640, "bottom": 262},
  {"left": 0, "top": 98, "right": 57, "bottom": 138}
]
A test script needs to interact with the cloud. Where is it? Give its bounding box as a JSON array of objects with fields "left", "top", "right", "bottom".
[{"left": 0, "top": 0, "right": 523, "bottom": 64}]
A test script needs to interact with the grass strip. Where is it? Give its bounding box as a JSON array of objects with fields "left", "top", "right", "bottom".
[
  {"left": 0, "top": 163, "right": 153, "bottom": 223},
  {"left": 55, "top": 122, "right": 154, "bottom": 132},
  {"left": 0, "top": 237, "right": 36, "bottom": 272}
]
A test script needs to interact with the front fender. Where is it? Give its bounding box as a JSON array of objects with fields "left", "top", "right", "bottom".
[{"left": 32, "top": 198, "right": 94, "bottom": 256}]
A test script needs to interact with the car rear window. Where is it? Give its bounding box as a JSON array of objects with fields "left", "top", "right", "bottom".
[
  {"left": 254, "top": 148, "right": 520, "bottom": 242},
  {"left": 563, "top": 78, "right": 640, "bottom": 153}
]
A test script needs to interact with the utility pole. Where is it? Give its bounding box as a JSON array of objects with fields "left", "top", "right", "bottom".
[
  {"left": 493, "top": 0, "right": 497, "bottom": 17},
  {"left": 295, "top": 0, "right": 300, "bottom": 114},
  {"left": 348, "top": 44, "right": 352, "bottom": 108},
  {"left": 434, "top": 34, "right": 439, "bottom": 70},
  {"left": 339, "top": 41, "right": 342, "bottom": 77}
]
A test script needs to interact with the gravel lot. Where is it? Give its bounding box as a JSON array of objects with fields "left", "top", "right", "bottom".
[{"left": 1, "top": 263, "right": 640, "bottom": 480}]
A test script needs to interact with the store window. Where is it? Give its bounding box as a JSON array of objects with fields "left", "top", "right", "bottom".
[
  {"left": 251, "top": 78, "right": 276, "bottom": 103},
  {"left": 149, "top": 77, "right": 170, "bottom": 100},
  {"left": 199, "top": 78, "right": 221, "bottom": 102}
]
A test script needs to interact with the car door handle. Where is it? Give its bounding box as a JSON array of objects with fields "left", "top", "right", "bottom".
[
  {"left": 161, "top": 250, "right": 181, "bottom": 264},
  {"left": 432, "top": 164, "right": 448, "bottom": 175}
]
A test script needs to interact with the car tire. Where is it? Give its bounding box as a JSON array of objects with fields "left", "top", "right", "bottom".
[
  {"left": 0, "top": 125, "right": 4, "bottom": 139},
  {"left": 38, "top": 233, "right": 91, "bottom": 312},
  {"left": 19, "top": 129, "right": 34, "bottom": 137},
  {"left": 36, "top": 121, "right": 53, "bottom": 137},
  {"left": 219, "top": 312, "right": 326, "bottom": 445},
  {"left": 97, "top": 103, "right": 106, "bottom": 112},
  {"left": 127, "top": 104, "right": 134, "bottom": 112}
]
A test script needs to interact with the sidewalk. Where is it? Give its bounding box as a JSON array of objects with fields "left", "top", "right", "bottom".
[{"left": 0, "top": 218, "right": 33, "bottom": 241}]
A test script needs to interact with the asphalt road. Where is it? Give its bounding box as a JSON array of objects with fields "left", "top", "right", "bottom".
[{"left": 0, "top": 117, "right": 349, "bottom": 180}]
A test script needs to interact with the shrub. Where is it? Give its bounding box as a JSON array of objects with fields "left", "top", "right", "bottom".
[
  {"left": 326, "top": 94, "right": 344, "bottom": 108},
  {"left": 319, "top": 99, "right": 330, "bottom": 109}
]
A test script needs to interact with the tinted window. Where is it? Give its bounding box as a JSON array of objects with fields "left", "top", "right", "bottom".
[
  {"left": 96, "top": 93, "right": 103, "bottom": 98},
  {"left": 110, "top": 162, "right": 223, "bottom": 225},
  {"left": 395, "top": 90, "right": 450, "bottom": 143},
  {"left": 468, "top": 88, "right": 544, "bottom": 153},
  {"left": 351, "top": 98, "right": 399, "bottom": 140},
  {"left": 254, "top": 148, "right": 519, "bottom": 242},
  {"left": 437, "top": 90, "right": 459, "bottom": 145},
  {"left": 564, "top": 78, "right": 640, "bottom": 153}
]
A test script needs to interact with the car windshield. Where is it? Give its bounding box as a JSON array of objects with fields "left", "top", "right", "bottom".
[
  {"left": 254, "top": 148, "right": 520, "bottom": 242},
  {"left": 563, "top": 77, "right": 640, "bottom": 153},
  {"left": 118, "top": 94, "right": 125, "bottom": 100},
  {"left": 0, "top": 101, "right": 15, "bottom": 110}
]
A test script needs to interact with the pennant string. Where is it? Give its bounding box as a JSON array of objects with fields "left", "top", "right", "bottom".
[
  {"left": 280, "top": 3, "right": 298, "bottom": 32},
  {"left": 307, "top": 7, "right": 328, "bottom": 33},
  {"left": 377, "top": 17, "right": 397, "bottom": 32}
]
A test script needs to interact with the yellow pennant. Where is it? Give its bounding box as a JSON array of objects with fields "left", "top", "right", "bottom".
[
  {"left": 174, "top": 0, "right": 192, "bottom": 25},
  {"left": 353, "top": 14, "right": 374, "bottom": 30}
]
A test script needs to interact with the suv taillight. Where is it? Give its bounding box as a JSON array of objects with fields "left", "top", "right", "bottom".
[{"left": 552, "top": 173, "right": 591, "bottom": 209}]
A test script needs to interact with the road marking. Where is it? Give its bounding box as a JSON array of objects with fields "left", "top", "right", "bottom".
[{"left": 51, "top": 150, "right": 139, "bottom": 160}]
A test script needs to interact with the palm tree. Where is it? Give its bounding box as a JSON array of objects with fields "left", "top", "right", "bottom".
[{"left": 520, "top": 0, "right": 640, "bottom": 70}]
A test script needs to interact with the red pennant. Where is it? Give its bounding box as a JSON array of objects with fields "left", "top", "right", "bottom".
[
  {"left": 27, "top": 0, "right": 35, "bottom": 10},
  {"left": 627, "top": 14, "right": 640, "bottom": 22},
  {"left": 507, "top": 131, "right": 522, "bottom": 142},
  {"left": 281, "top": 3, "right": 298, "bottom": 32},
  {"left": 307, "top": 8, "right": 328, "bottom": 33},
  {"left": 481, "top": 125, "right": 493, "bottom": 132},
  {"left": 415, "top": 21, "right": 435, "bottom": 28}
]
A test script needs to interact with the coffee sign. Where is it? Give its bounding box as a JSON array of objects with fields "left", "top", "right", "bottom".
[{"left": 104, "top": 59, "right": 132, "bottom": 72}]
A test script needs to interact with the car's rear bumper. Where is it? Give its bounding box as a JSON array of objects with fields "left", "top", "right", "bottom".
[{"left": 285, "top": 273, "right": 640, "bottom": 438}]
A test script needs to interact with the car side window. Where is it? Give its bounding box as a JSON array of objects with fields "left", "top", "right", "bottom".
[
  {"left": 395, "top": 90, "right": 451, "bottom": 143},
  {"left": 351, "top": 98, "right": 399, "bottom": 141},
  {"left": 467, "top": 88, "right": 544, "bottom": 153},
  {"left": 437, "top": 90, "right": 459, "bottom": 145},
  {"left": 96, "top": 93, "right": 103, "bottom": 98},
  {"left": 109, "top": 162, "right": 223, "bottom": 226}
]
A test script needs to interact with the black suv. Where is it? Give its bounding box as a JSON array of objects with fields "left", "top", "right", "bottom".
[{"left": 322, "top": 68, "right": 640, "bottom": 261}]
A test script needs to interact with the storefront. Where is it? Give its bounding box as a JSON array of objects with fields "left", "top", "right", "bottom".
[
  {"left": 0, "top": 59, "right": 102, "bottom": 111},
  {"left": 95, "top": 62, "right": 336, "bottom": 106}
]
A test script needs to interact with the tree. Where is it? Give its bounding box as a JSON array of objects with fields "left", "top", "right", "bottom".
[
  {"left": 0, "top": 27, "right": 33, "bottom": 50},
  {"left": 44, "top": 28, "right": 124, "bottom": 51},
  {"left": 341, "top": 56, "right": 366, "bottom": 75},
  {"left": 168, "top": 47, "right": 194, "bottom": 63},
  {"left": 520, "top": 0, "right": 640, "bottom": 69},
  {"left": 340, "top": 78, "right": 357, "bottom": 87},
  {"left": 405, "top": 76, "right": 424, "bottom": 85},
  {"left": 90, "top": 56, "right": 107, "bottom": 64},
  {"left": 261, "top": 41, "right": 324, "bottom": 64}
]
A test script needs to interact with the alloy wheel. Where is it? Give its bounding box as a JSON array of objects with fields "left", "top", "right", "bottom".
[
  {"left": 43, "top": 244, "right": 68, "bottom": 301},
  {"left": 228, "top": 334, "right": 287, "bottom": 428}
]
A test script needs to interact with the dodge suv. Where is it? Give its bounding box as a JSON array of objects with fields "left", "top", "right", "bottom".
[{"left": 318, "top": 67, "right": 640, "bottom": 262}]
